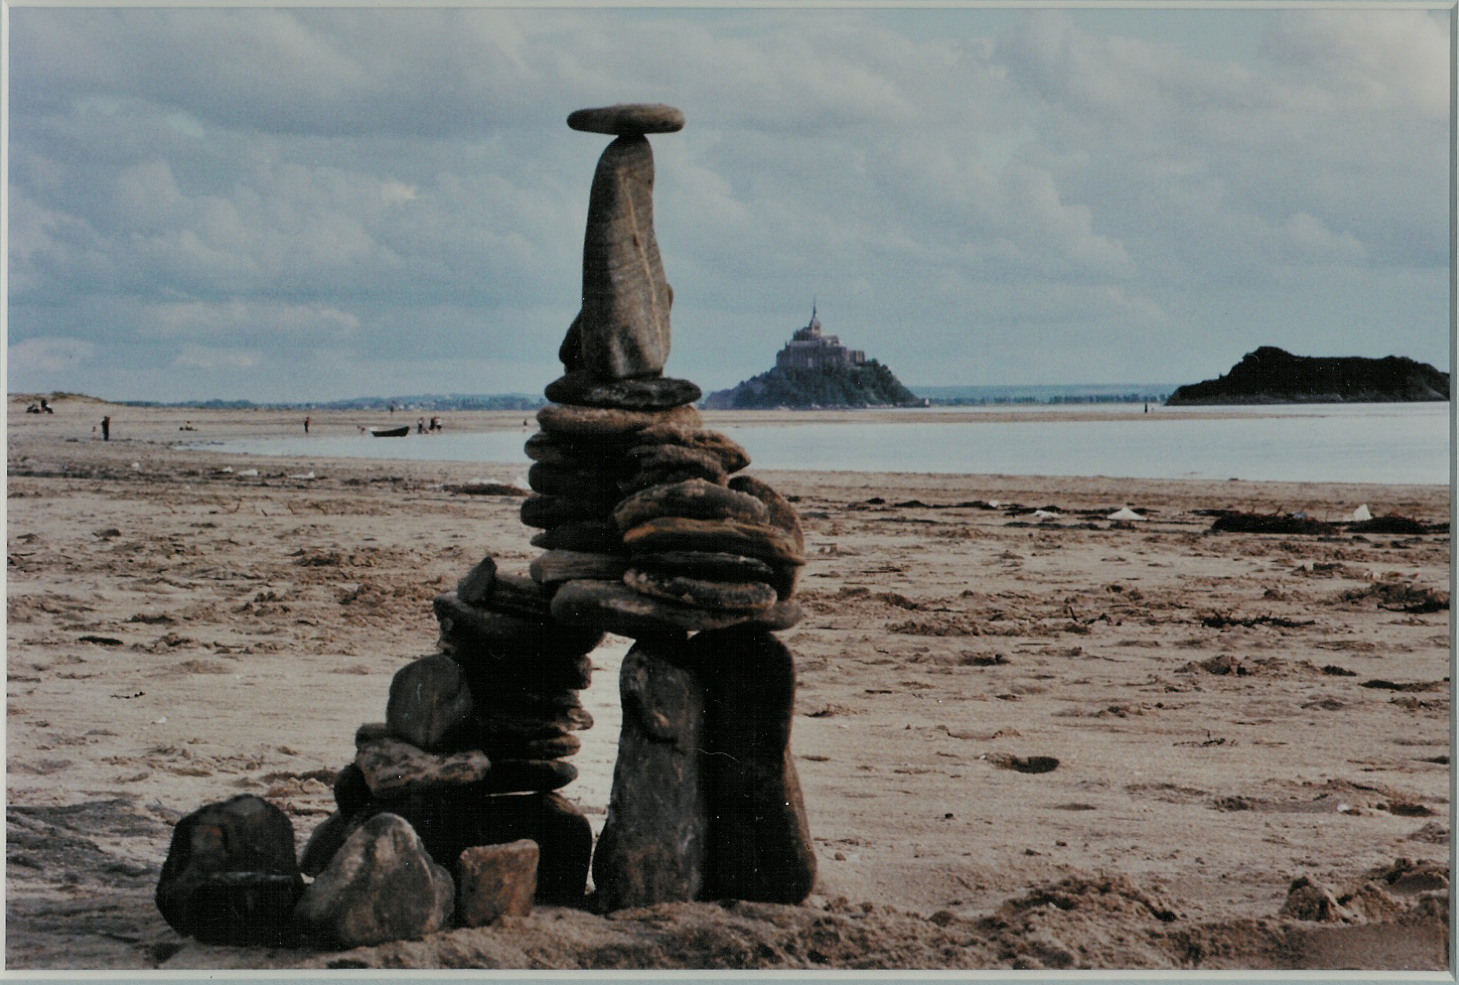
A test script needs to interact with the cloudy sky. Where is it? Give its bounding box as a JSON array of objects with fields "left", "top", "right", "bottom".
[{"left": 7, "top": 5, "right": 1451, "bottom": 403}]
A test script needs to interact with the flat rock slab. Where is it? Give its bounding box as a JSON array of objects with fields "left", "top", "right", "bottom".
[
  {"left": 593, "top": 638, "right": 708, "bottom": 910},
  {"left": 155, "top": 794, "right": 303, "bottom": 946},
  {"left": 621, "top": 445, "right": 728, "bottom": 492},
  {"left": 480, "top": 571, "right": 554, "bottom": 619},
  {"left": 624, "top": 568, "right": 779, "bottom": 611},
  {"left": 356, "top": 737, "right": 492, "bottom": 799},
  {"left": 631, "top": 423, "right": 751, "bottom": 473},
  {"left": 568, "top": 103, "right": 685, "bottom": 135},
  {"left": 550, "top": 578, "right": 802, "bottom": 637},
  {"left": 520, "top": 493, "right": 617, "bottom": 529},
  {"left": 530, "top": 520, "right": 625, "bottom": 554},
  {"left": 458, "top": 840, "right": 539, "bottom": 927},
  {"left": 524, "top": 431, "right": 636, "bottom": 468},
  {"left": 728, "top": 474, "right": 805, "bottom": 553},
  {"left": 622, "top": 516, "right": 806, "bottom": 568},
  {"left": 545, "top": 371, "right": 701, "bottom": 410},
  {"left": 528, "top": 462, "right": 624, "bottom": 501},
  {"left": 614, "top": 479, "right": 769, "bottom": 532},
  {"left": 538, "top": 402, "right": 701, "bottom": 441},
  {"left": 295, "top": 813, "right": 455, "bottom": 949},
  {"left": 690, "top": 627, "right": 817, "bottom": 905},
  {"left": 631, "top": 550, "right": 776, "bottom": 583},
  {"left": 530, "top": 549, "right": 630, "bottom": 587},
  {"left": 386, "top": 654, "right": 474, "bottom": 752}
]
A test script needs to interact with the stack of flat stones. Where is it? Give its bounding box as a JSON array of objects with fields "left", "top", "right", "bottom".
[
  {"left": 532, "top": 103, "right": 816, "bottom": 910},
  {"left": 298, "top": 553, "right": 602, "bottom": 910}
]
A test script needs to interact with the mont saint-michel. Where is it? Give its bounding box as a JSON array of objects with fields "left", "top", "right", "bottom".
[{"left": 703, "top": 307, "right": 918, "bottom": 409}]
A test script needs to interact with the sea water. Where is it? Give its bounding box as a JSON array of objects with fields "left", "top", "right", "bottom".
[{"left": 193, "top": 402, "right": 1451, "bottom": 486}]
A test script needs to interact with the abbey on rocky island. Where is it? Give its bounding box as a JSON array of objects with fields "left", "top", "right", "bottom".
[{"left": 774, "top": 306, "right": 865, "bottom": 371}]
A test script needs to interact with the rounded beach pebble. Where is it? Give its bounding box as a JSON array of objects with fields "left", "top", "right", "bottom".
[{"left": 568, "top": 103, "right": 684, "bottom": 135}]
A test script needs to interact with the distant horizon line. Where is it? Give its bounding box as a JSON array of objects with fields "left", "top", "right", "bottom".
[{"left": 15, "top": 381, "right": 1181, "bottom": 410}]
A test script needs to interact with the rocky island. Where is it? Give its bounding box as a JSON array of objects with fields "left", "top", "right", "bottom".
[
  {"left": 703, "top": 307, "right": 919, "bottom": 409},
  {"left": 1166, "top": 346, "right": 1449, "bottom": 405}
]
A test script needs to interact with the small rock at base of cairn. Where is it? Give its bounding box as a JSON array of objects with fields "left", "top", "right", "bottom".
[
  {"left": 155, "top": 794, "right": 303, "bottom": 946},
  {"left": 294, "top": 813, "right": 455, "bottom": 948},
  {"left": 689, "top": 626, "right": 817, "bottom": 904},
  {"left": 458, "top": 840, "right": 539, "bottom": 927},
  {"left": 301, "top": 792, "right": 591, "bottom": 905},
  {"left": 592, "top": 637, "right": 709, "bottom": 911}
]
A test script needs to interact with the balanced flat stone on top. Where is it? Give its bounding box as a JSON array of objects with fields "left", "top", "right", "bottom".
[
  {"left": 568, "top": 103, "right": 685, "bottom": 135},
  {"left": 545, "top": 371, "right": 701, "bottom": 410}
]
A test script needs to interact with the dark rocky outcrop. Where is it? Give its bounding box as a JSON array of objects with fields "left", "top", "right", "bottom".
[{"left": 1166, "top": 347, "right": 1449, "bottom": 405}]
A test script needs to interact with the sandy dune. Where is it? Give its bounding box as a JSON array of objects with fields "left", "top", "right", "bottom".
[{"left": 6, "top": 400, "right": 1450, "bottom": 970}]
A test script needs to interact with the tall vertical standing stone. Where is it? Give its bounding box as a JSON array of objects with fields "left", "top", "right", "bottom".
[
  {"left": 568, "top": 104, "right": 685, "bottom": 380},
  {"left": 591, "top": 635, "right": 709, "bottom": 910},
  {"left": 690, "top": 626, "right": 817, "bottom": 904}
]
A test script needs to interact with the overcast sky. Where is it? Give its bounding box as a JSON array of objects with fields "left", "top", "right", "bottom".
[{"left": 7, "top": 5, "right": 1452, "bottom": 403}]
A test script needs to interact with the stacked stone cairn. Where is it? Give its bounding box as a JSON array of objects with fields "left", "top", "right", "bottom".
[{"left": 154, "top": 102, "right": 814, "bottom": 950}]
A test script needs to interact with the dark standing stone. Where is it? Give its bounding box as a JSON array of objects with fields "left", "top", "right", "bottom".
[
  {"left": 568, "top": 103, "right": 685, "bottom": 135},
  {"left": 593, "top": 638, "right": 708, "bottom": 910},
  {"left": 386, "top": 654, "right": 474, "bottom": 752},
  {"left": 154, "top": 794, "right": 303, "bottom": 945},
  {"left": 545, "top": 371, "right": 701, "bottom": 410},
  {"left": 294, "top": 813, "right": 455, "bottom": 948},
  {"left": 458, "top": 840, "right": 539, "bottom": 927},
  {"left": 577, "top": 134, "right": 672, "bottom": 379},
  {"left": 689, "top": 627, "right": 817, "bottom": 904}
]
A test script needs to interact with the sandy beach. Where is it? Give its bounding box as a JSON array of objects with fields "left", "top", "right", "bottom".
[{"left": 6, "top": 397, "right": 1450, "bottom": 971}]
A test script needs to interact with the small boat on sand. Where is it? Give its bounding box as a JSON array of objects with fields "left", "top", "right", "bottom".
[{"left": 368, "top": 425, "right": 411, "bottom": 438}]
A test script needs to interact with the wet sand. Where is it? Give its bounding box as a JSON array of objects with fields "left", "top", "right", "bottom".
[{"left": 6, "top": 399, "right": 1451, "bottom": 970}]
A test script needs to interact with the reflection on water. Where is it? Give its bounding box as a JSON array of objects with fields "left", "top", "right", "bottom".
[{"left": 189, "top": 403, "right": 1450, "bottom": 485}]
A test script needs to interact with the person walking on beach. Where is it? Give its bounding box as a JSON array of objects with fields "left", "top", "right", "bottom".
[
  {"left": 101, "top": 416, "right": 111, "bottom": 441},
  {"left": 304, "top": 416, "right": 311, "bottom": 434},
  {"left": 416, "top": 417, "right": 427, "bottom": 435}
]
